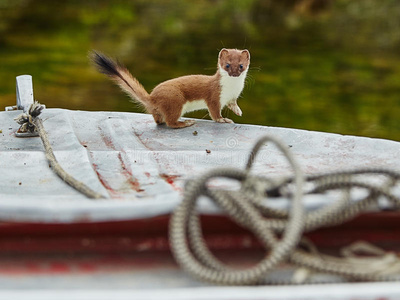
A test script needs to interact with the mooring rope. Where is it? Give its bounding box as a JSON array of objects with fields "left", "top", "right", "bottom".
[
  {"left": 13, "top": 104, "right": 400, "bottom": 283},
  {"left": 14, "top": 102, "right": 104, "bottom": 199},
  {"left": 169, "top": 135, "right": 400, "bottom": 285}
]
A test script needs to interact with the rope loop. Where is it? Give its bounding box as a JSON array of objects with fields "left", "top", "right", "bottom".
[
  {"left": 170, "top": 135, "right": 306, "bottom": 285},
  {"left": 169, "top": 135, "right": 400, "bottom": 285}
]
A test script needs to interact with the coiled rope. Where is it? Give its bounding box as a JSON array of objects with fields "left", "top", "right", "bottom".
[
  {"left": 169, "top": 135, "right": 400, "bottom": 285},
  {"left": 14, "top": 102, "right": 104, "bottom": 199}
]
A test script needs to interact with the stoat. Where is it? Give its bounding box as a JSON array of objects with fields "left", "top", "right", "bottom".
[{"left": 91, "top": 48, "right": 250, "bottom": 128}]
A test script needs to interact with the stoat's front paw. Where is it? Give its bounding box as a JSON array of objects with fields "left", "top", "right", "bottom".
[
  {"left": 216, "top": 118, "right": 234, "bottom": 124},
  {"left": 230, "top": 105, "right": 242, "bottom": 116},
  {"left": 228, "top": 103, "right": 242, "bottom": 116}
]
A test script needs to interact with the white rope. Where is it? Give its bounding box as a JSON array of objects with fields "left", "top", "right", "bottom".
[
  {"left": 14, "top": 102, "right": 104, "bottom": 199},
  {"left": 169, "top": 135, "right": 400, "bottom": 285}
]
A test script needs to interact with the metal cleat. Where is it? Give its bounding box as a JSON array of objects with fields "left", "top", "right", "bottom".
[{"left": 7, "top": 75, "right": 44, "bottom": 137}]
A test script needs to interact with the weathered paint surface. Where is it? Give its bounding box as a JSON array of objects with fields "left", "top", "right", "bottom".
[
  {"left": 0, "top": 109, "right": 399, "bottom": 222},
  {"left": 1, "top": 109, "right": 400, "bottom": 298}
]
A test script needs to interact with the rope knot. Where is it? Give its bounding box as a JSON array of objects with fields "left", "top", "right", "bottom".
[
  {"left": 14, "top": 101, "right": 44, "bottom": 133},
  {"left": 170, "top": 135, "right": 400, "bottom": 285}
]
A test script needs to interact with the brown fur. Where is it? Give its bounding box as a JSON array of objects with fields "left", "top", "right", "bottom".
[
  {"left": 219, "top": 48, "right": 250, "bottom": 77},
  {"left": 92, "top": 49, "right": 250, "bottom": 128},
  {"left": 149, "top": 74, "right": 222, "bottom": 127}
]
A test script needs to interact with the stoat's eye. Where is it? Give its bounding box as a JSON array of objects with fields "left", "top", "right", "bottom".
[
  {"left": 239, "top": 64, "right": 243, "bottom": 69},
  {"left": 226, "top": 63, "right": 230, "bottom": 69}
]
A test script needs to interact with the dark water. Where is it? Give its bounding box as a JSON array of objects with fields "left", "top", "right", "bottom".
[{"left": 1, "top": 0, "right": 399, "bottom": 141}]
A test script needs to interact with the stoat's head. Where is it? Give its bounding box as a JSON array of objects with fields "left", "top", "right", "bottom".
[{"left": 218, "top": 48, "right": 250, "bottom": 77}]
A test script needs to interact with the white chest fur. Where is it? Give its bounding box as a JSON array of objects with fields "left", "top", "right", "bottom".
[
  {"left": 219, "top": 67, "right": 247, "bottom": 107},
  {"left": 181, "top": 99, "right": 207, "bottom": 115},
  {"left": 181, "top": 68, "right": 247, "bottom": 116}
]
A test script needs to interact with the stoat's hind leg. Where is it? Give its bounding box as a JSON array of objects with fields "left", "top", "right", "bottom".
[
  {"left": 168, "top": 120, "right": 196, "bottom": 128},
  {"left": 162, "top": 104, "right": 195, "bottom": 128},
  {"left": 152, "top": 109, "right": 165, "bottom": 125}
]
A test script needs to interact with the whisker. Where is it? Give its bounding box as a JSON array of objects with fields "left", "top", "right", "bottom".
[
  {"left": 250, "top": 66, "right": 261, "bottom": 72},
  {"left": 244, "top": 74, "right": 256, "bottom": 89}
]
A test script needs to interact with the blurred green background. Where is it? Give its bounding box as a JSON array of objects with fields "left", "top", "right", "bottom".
[{"left": 0, "top": 0, "right": 399, "bottom": 141}]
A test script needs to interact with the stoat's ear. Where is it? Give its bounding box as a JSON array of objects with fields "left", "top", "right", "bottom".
[
  {"left": 241, "top": 49, "right": 250, "bottom": 60},
  {"left": 219, "top": 48, "right": 229, "bottom": 59}
]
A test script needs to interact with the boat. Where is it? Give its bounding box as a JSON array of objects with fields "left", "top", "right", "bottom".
[{"left": 1, "top": 75, "right": 400, "bottom": 299}]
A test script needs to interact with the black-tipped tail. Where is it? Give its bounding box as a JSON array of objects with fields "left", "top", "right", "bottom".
[
  {"left": 90, "top": 50, "right": 122, "bottom": 77},
  {"left": 89, "top": 50, "right": 151, "bottom": 111}
]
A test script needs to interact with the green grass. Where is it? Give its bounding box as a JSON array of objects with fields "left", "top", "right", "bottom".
[{"left": 0, "top": 0, "right": 399, "bottom": 141}]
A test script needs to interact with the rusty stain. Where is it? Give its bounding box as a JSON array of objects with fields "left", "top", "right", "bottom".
[
  {"left": 91, "top": 162, "right": 121, "bottom": 199},
  {"left": 160, "top": 174, "right": 181, "bottom": 191},
  {"left": 134, "top": 130, "right": 144, "bottom": 138},
  {"left": 117, "top": 153, "right": 128, "bottom": 172},
  {"left": 160, "top": 174, "right": 178, "bottom": 185},
  {"left": 117, "top": 152, "right": 144, "bottom": 193},
  {"left": 89, "top": 125, "right": 146, "bottom": 194},
  {"left": 129, "top": 178, "right": 144, "bottom": 192},
  {"left": 98, "top": 126, "right": 116, "bottom": 150},
  {"left": 134, "top": 131, "right": 179, "bottom": 185},
  {"left": 133, "top": 131, "right": 153, "bottom": 151},
  {"left": 102, "top": 135, "right": 115, "bottom": 149}
]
